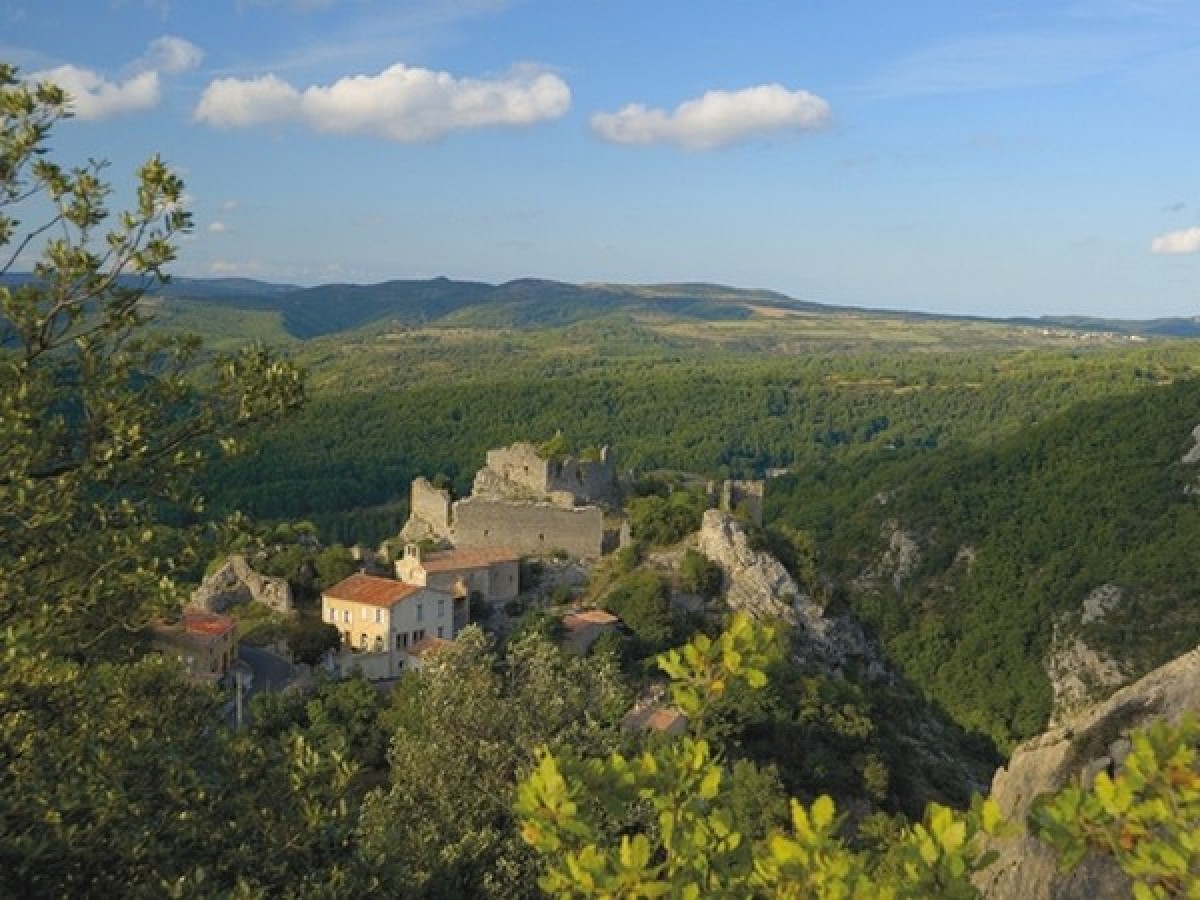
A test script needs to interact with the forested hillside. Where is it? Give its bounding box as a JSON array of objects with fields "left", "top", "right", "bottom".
[
  {"left": 205, "top": 340, "right": 1200, "bottom": 544},
  {"left": 767, "top": 378, "right": 1200, "bottom": 750}
]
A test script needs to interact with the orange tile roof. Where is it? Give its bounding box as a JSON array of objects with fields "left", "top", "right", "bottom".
[
  {"left": 325, "top": 573, "right": 423, "bottom": 608},
  {"left": 620, "top": 705, "right": 688, "bottom": 734},
  {"left": 418, "top": 546, "right": 519, "bottom": 573},
  {"left": 409, "top": 636, "right": 454, "bottom": 659},
  {"left": 182, "top": 612, "right": 236, "bottom": 637},
  {"left": 563, "top": 609, "right": 620, "bottom": 630}
]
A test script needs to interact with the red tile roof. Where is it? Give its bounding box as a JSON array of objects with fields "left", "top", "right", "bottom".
[
  {"left": 417, "top": 547, "right": 519, "bottom": 573},
  {"left": 563, "top": 609, "right": 620, "bottom": 630},
  {"left": 182, "top": 612, "right": 236, "bottom": 637},
  {"left": 409, "top": 636, "right": 454, "bottom": 659},
  {"left": 325, "top": 574, "right": 423, "bottom": 608}
]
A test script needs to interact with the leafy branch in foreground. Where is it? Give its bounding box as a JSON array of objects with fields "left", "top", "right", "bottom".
[
  {"left": 1030, "top": 714, "right": 1200, "bottom": 898},
  {"left": 515, "top": 613, "right": 1009, "bottom": 898},
  {"left": 0, "top": 63, "right": 303, "bottom": 656}
]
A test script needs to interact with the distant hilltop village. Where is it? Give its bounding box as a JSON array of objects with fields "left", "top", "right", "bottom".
[{"left": 397, "top": 440, "right": 622, "bottom": 558}]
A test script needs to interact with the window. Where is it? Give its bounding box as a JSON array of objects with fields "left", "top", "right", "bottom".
[
  {"left": 396, "top": 633, "right": 404, "bottom": 650},
  {"left": 343, "top": 610, "right": 351, "bottom": 624},
  {"left": 374, "top": 635, "right": 383, "bottom": 653},
  {"left": 437, "top": 597, "right": 445, "bottom": 617},
  {"left": 360, "top": 632, "right": 369, "bottom": 650},
  {"left": 327, "top": 606, "right": 336, "bottom": 622},
  {"left": 375, "top": 608, "right": 382, "bottom": 624},
  {"left": 437, "top": 625, "right": 444, "bottom": 639},
  {"left": 416, "top": 602, "right": 424, "bottom": 622},
  {"left": 413, "top": 629, "right": 425, "bottom": 642}
]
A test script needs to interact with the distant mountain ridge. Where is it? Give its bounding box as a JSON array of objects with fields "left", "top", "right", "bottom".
[{"left": 5, "top": 273, "right": 1197, "bottom": 340}]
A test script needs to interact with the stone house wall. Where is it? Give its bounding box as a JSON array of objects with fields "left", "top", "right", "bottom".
[{"left": 452, "top": 498, "right": 605, "bottom": 558}]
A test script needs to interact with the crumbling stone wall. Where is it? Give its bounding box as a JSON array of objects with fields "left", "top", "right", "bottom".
[
  {"left": 190, "top": 555, "right": 293, "bottom": 614},
  {"left": 711, "top": 479, "right": 765, "bottom": 526},
  {"left": 452, "top": 498, "right": 605, "bottom": 558},
  {"left": 410, "top": 477, "right": 452, "bottom": 534},
  {"left": 478, "top": 442, "right": 617, "bottom": 507}
]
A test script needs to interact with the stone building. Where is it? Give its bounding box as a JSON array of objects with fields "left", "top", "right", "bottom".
[
  {"left": 451, "top": 496, "right": 606, "bottom": 558},
  {"left": 393, "top": 543, "right": 519, "bottom": 607},
  {"left": 474, "top": 442, "right": 617, "bottom": 507},
  {"left": 561, "top": 608, "right": 621, "bottom": 655},
  {"left": 399, "top": 441, "right": 617, "bottom": 558},
  {"left": 322, "top": 573, "right": 458, "bottom": 680},
  {"left": 149, "top": 612, "right": 238, "bottom": 683}
]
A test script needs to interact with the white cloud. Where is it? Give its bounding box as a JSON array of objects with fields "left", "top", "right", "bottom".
[
  {"left": 194, "top": 74, "right": 301, "bottom": 126},
  {"left": 1151, "top": 226, "right": 1200, "bottom": 254},
  {"left": 29, "top": 35, "right": 203, "bottom": 121},
  {"left": 590, "top": 84, "right": 831, "bottom": 150},
  {"left": 142, "top": 35, "right": 204, "bottom": 75},
  {"left": 194, "top": 62, "right": 569, "bottom": 140},
  {"left": 208, "top": 221, "right": 229, "bottom": 233},
  {"left": 31, "top": 65, "right": 160, "bottom": 120}
]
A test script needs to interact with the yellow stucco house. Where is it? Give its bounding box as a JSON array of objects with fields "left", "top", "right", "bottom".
[{"left": 322, "top": 573, "right": 458, "bottom": 679}]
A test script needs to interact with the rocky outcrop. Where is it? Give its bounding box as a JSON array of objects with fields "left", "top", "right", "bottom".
[
  {"left": 1181, "top": 423, "right": 1200, "bottom": 464},
  {"left": 855, "top": 521, "right": 920, "bottom": 593},
  {"left": 1045, "top": 586, "right": 1127, "bottom": 727},
  {"left": 190, "top": 555, "right": 293, "bottom": 614},
  {"left": 696, "top": 509, "right": 815, "bottom": 627},
  {"left": 977, "top": 642, "right": 1200, "bottom": 899},
  {"left": 1081, "top": 583, "right": 1123, "bottom": 625},
  {"left": 1045, "top": 628, "right": 1126, "bottom": 727},
  {"left": 697, "top": 510, "right": 885, "bottom": 679}
]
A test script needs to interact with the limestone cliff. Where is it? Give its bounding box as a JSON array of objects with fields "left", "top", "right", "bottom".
[
  {"left": 977, "top": 642, "right": 1200, "bottom": 899},
  {"left": 696, "top": 509, "right": 817, "bottom": 628},
  {"left": 1045, "top": 585, "right": 1127, "bottom": 727},
  {"left": 696, "top": 510, "right": 884, "bottom": 679}
]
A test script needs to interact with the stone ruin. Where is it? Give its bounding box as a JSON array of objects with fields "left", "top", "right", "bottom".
[
  {"left": 709, "top": 478, "right": 765, "bottom": 527},
  {"left": 399, "top": 441, "right": 619, "bottom": 559},
  {"left": 472, "top": 442, "right": 618, "bottom": 508},
  {"left": 189, "top": 554, "right": 293, "bottom": 615}
]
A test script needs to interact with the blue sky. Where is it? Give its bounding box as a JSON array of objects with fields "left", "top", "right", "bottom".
[{"left": 4, "top": 0, "right": 1199, "bottom": 317}]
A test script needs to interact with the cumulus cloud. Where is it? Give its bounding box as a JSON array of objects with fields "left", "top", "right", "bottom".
[
  {"left": 193, "top": 62, "right": 569, "bottom": 140},
  {"left": 207, "top": 221, "right": 229, "bottom": 233},
  {"left": 590, "top": 84, "right": 831, "bottom": 150},
  {"left": 1151, "top": 226, "right": 1200, "bottom": 254},
  {"left": 142, "top": 35, "right": 204, "bottom": 74},
  {"left": 31, "top": 66, "right": 160, "bottom": 120},
  {"left": 194, "top": 74, "right": 301, "bottom": 126},
  {"left": 30, "top": 35, "right": 202, "bottom": 121}
]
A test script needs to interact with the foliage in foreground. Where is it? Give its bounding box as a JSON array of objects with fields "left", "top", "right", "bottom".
[
  {"left": 517, "top": 615, "right": 1200, "bottom": 898},
  {"left": 516, "top": 614, "right": 1009, "bottom": 897},
  {"left": 1030, "top": 715, "right": 1200, "bottom": 898}
]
